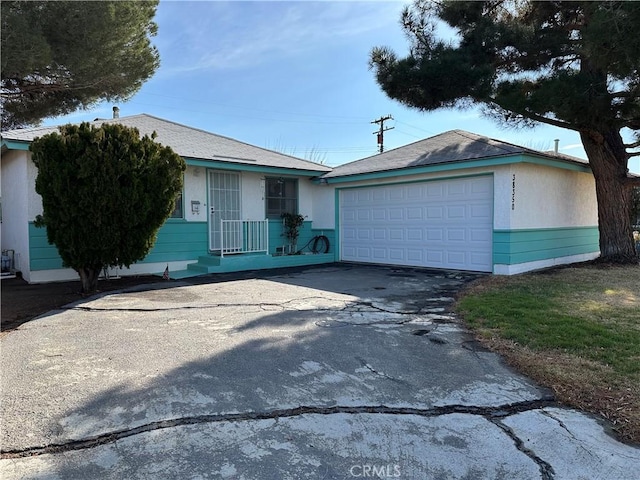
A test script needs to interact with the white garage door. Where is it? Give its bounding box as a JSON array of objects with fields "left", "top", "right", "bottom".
[{"left": 340, "top": 176, "right": 493, "bottom": 272}]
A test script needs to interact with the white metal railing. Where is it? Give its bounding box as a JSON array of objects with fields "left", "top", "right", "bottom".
[{"left": 220, "top": 219, "right": 269, "bottom": 257}]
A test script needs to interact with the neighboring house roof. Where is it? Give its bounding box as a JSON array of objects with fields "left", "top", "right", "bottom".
[
  {"left": 323, "top": 129, "right": 589, "bottom": 179},
  {"left": 1, "top": 113, "right": 331, "bottom": 174}
]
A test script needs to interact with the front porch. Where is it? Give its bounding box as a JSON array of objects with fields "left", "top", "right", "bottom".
[
  {"left": 160, "top": 218, "right": 336, "bottom": 279},
  {"left": 165, "top": 251, "right": 336, "bottom": 280}
]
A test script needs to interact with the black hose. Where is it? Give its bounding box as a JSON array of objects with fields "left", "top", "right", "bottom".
[
  {"left": 311, "top": 235, "right": 330, "bottom": 254},
  {"left": 296, "top": 235, "right": 330, "bottom": 254}
]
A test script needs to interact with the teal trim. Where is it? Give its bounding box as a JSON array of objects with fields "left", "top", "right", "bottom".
[
  {"left": 493, "top": 226, "right": 599, "bottom": 265},
  {"left": 324, "top": 153, "right": 590, "bottom": 184},
  {"left": 334, "top": 172, "right": 493, "bottom": 191},
  {"left": 186, "top": 158, "right": 326, "bottom": 177},
  {"left": 1, "top": 139, "right": 30, "bottom": 151},
  {"left": 29, "top": 220, "right": 208, "bottom": 271}
]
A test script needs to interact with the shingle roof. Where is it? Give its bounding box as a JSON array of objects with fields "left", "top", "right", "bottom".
[
  {"left": 323, "top": 129, "right": 589, "bottom": 178},
  {"left": 1, "top": 114, "right": 331, "bottom": 173}
]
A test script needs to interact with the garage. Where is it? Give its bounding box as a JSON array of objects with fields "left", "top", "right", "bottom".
[{"left": 340, "top": 175, "right": 494, "bottom": 272}]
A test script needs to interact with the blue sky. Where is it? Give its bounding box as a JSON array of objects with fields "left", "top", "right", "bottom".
[{"left": 43, "top": 0, "right": 640, "bottom": 173}]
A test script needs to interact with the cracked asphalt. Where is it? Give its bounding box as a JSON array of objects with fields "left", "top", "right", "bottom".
[{"left": 1, "top": 265, "right": 638, "bottom": 479}]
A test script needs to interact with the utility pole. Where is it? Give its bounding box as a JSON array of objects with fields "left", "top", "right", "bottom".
[{"left": 371, "top": 115, "right": 394, "bottom": 153}]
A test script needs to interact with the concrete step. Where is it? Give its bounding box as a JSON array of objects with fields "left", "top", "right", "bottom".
[
  {"left": 187, "top": 263, "right": 217, "bottom": 274},
  {"left": 196, "top": 255, "right": 221, "bottom": 266}
]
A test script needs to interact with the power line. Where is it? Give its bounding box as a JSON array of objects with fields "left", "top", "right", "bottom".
[{"left": 371, "top": 114, "right": 394, "bottom": 153}]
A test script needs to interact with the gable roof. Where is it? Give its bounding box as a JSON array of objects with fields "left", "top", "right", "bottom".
[
  {"left": 1, "top": 114, "right": 331, "bottom": 174},
  {"left": 323, "top": 129, "right": 589, "bottom": 179}
]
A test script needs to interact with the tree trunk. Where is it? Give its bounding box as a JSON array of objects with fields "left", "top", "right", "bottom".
[
  {"left": 77, "top": 267, "right": 101, "bottom": 294},
  {"left": 580, "top": 129, "right": 638, "bottom": 263}
]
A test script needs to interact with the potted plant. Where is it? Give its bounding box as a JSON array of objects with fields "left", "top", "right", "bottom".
[{"left": 281, "top": 213, "right": 305, "bottom": 254}]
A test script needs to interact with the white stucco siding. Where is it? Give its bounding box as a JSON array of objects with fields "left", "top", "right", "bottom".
[
  {"left": 312, "top": 185, "right": 335, "bottom": 229},
  {"left": 26, "top": 153, "right": 44, "bottom": 221},
  {"left": 183, "top": 166, "right": 207, "bottom": 222},
  {"left": 240, "top": 171, "right": 265, "bottom": 220},
  {"left": 510, "top": 163, "right": 597, "bottom": 229},
  {"left": 1, "top": 150, "right": 31, "bottom": 278},
  {"left": 297, "top": 177, "right": 315, "bottom": 219}
]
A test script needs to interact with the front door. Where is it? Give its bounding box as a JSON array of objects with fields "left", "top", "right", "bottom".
[{"left": 209, "top": 170, "right": 241, "bottom": 251}]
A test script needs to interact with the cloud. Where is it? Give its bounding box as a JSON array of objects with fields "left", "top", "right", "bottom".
[
  {"left": 560, "top": 143, "right": 584, "bottom": 151},
  {"left": 158, "top": 1, "right": 403, "bottom": 75}
]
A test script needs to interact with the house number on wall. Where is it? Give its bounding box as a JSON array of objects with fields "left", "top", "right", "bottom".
[{"left": 511, "top": 174, "right": 516, "bottom": 211}]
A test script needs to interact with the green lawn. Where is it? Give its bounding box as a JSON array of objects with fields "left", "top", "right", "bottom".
[{"left": 456, "top": 264, "right": 640, "bottom": 444}]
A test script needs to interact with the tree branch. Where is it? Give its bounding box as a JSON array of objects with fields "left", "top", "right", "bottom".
[
  {"left": 624, "top": 139, "right": 640, "bottom": 148},
  {"left": 519, "top": 111, "right": 579, "bottom": 131},
  {"left": 623, "top": 175, "right": 640, "bottom": 187}
]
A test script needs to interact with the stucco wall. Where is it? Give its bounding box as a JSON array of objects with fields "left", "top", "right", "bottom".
[
  {"left": 312, "top": 184, "right": 335, "bottom": 230},
  {"left": 509, "top": 162, "right": 597, "bottom": 229},
  {"left": 183, "top": 166, "right": 207, "bottom": 222},
  {"left": 1, "top": 150, "right": 31, "bottom": 278}
]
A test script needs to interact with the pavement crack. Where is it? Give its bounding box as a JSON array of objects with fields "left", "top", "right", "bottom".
[
  {"left": 489, "top": 417, "right": 555, "bottom": 480},
  {"left": 0, "top": 399, "right": 556, "bottom": 460},
  {"left": 356, "top": 357, "right": 406, "bottom": 383}
]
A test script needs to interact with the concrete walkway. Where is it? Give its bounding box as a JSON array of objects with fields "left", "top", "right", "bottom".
[{"left": 1, "top": 265, "right": 638, "bottom": 479}]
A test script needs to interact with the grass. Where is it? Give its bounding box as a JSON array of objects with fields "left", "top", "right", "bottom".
[{"left": 456, "top": 264, "right": 640, "bottom": 444}]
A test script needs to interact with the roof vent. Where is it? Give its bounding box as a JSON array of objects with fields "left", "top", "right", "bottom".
[
  {"left": 554, "top": 139, "right": 559, "bottom": 153},
  {"left": 113, "top": 106, "right": 120, "bottom": 119}
]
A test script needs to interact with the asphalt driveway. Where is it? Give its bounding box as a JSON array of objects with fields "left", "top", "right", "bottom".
[{"left": 1, "top": 265, "right": 638, "bottom": 479}]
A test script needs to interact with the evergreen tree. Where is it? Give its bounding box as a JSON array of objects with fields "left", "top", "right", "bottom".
[
  {"left": 370, "top": 0, "right": 640, "bottom": 263},
  {"left": 31, "top": 123, "right": 185, "bottom": 293},
  {"left": 1, "top": 1, "right": 160, "bottom": 129}
]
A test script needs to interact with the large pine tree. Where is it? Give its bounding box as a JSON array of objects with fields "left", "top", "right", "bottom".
[
  {"left": 1, "top": 1, "right": 160, "bottom": 129},
  {"left": 370, "top": 0, "right": 640, "bottom": 263}
]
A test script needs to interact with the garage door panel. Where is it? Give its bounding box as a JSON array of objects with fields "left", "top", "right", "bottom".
[
  {"left": 389, "top": 229, "right": 403, "bottom": 241},
  {"left": 407, "top": 249, "right": 423, "bottom": 262},
  {"left": 372, "top": 229, "right": 386, "bottom": 240},
  {"left": 407, "top": 229, "right": 423, "bottom": 241},
  {"left": 341, "top": 176, "right": 493, "bottom": 272},
  {"left": 447, "top": 229, "right": 466, "bottom": 241},
  {"left": 407, "top": 207, "right": 423, "bottom": 220},
  {"left": 447, "top": 251, "right": 467, "bottom": 266},
  {"left": 427, "top": 206, "right": 444, "bottom": 219},
  {"left": 470, "top": 228, "right": 491, "bottom": 242},
  {"left": 471, "top": 203, "right": 492, "bottom": 219},
  {"left": 372, "top": 208, "right": 386, "bottom": 220},
  {"left": 426, "top": 229, "right": 443, "bottom": 241},
  {"left": 389, "top": 249, "right": 404, "bottom": 261},
  {"left": 447, "top": 205, "right": 466, "bottom": 219},
  {"left": 357, "top": 229, "right": 371, "bottom": 240},
  {"left": 389, "top": 208, "right": 404, "bottom": 220}
]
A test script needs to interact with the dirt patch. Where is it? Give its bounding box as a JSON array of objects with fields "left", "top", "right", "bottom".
[{"left": 1, "top": 274, "right": 165, "bottom": 334}]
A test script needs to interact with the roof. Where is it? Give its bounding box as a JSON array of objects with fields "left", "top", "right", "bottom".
[
  {"left": 1, "top": 114, "right": 331, "bottom": 174},
  {"left": 323, "top": 129, "right": 589, "bottom": 178}
]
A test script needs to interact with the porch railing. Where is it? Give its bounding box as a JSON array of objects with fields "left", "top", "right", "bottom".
[{"left": 220, "top": 219, "right": 269, "bottom": 257}]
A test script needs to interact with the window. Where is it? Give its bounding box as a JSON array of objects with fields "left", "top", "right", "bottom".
[
  {"left": 171, "top": 192, "right": 183, "bottom": 218},
  {"left": 265, "top": 177, "right": 297, "bottom": 218}
]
